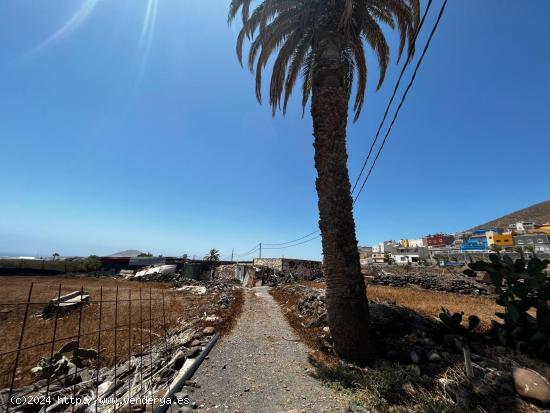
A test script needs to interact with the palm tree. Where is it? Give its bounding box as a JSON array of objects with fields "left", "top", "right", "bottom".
[
  {"left": 229, "top": 0, "right": 419, "bottom": 362},
  {"left": 204, "top": 249, "right": 220, "bottom": 262}
]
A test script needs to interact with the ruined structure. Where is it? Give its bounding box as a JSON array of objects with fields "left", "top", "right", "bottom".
[{"left": 252, "top": 258, "right": 322, "bottom": 280}]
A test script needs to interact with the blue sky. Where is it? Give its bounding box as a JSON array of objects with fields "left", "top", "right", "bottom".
[{"left": 0, "top": 0, "right": 549, "bottom": 260}]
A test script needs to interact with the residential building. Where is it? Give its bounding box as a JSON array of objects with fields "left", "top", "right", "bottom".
[
  {"left": 424, "top": 234, "right": 455, "bottom": 248},
  {"left": 508, "top": 221, "right": 536, "bottom": 233},
  {"left": 372, "top": 252, "right": 389, "bottom": 264},
  {"left": 400, "top": 238, "right": 424, "bottom": 248},
  {"left": 485, "top": 231, "right": 513, "bottom": 249},
  {"left": 513, "top": 233, "right": 550, "bottom": 254},
  {"left": 372, "top": 241, "right": 399, "bottom": 254},
  {"left": 461, "top": 229, "right": 494, "bottom": 251},
  {"left": 390, "top": 246, "right": 430, "bottom": 265},
  {"left": 531, "top": 223, "right": 550, "bottom": 236}
]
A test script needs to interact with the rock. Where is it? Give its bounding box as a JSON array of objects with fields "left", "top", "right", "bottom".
[
  {"left": 59, "top": 340, "right": 79, "bottom": 354},
  {"left": 202, "top": 326, "right": 215, "bottom": 335},
  {"left": 172, "top": 351, "right": 187, "bottom": 370},
  {"left": 410, "top": 351, "right": 420, "bottom": 364},
  {"left": 322, "top": 326, "right": 330, "bottom": 333},
  {"left": 189, "top": 339, "right": 202, "bottom": 347},
  {"left": 439, "top": 378, "right": 471, "bottom": 410},
  {"left": 513, "top": 367, "right": 550, "bottom": 403},
  {"left": 427, "top": 350, "right": 441, "bottom": 362},
  {"left": 177, "top": 286, "right": 207, "bottom": 295},
  {"left": 186, "top": 346, "right": 202, "bottom": 358},
  {"left": 98, "top": 381, "right": 112, "bottom": 397},
  {"left": 443, "top": 334, "right": 466, "bottom": 351}
]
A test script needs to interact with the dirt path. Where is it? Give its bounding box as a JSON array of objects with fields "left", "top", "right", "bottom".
[{"left": 190, "top": 286, "right": 346, "bottom": 412}]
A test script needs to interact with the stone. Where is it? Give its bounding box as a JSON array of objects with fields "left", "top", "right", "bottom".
[
  {"left": 410, "top": 351, "right": 420, "bottom": 364},
  {"left": 322, "top": 326, "right": 330, "bottom": 333},
  {"left": 186, "top": 346, "right": 202, "bottom": 358},
  {"left": 202, "top": 326, "right": 215, "bottom": 335},
  {"left": 172, "top": 351, "right": 187, "bottom": 370},
  {"left": 427, "top": 350, "right": 441, "bottom": 362},
  {"left": 189, "top": 339, "right": 202, "bottom": 347},
  {"left": 59, "top": 340, "right": 79, "bottom": 354},
  {"left": 512, "top": 367, "right": 550, "bottom": 403},
  {"left": 177, "top": 286, "right": 207, "bottom": 295}
]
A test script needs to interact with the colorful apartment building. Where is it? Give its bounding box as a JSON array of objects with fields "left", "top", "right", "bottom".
[
  {"left": 485, "top": 231, "right": 513, "bottom": 248},
  {"left": 424, "top": 234, "right": 455, "bottom": 248}
]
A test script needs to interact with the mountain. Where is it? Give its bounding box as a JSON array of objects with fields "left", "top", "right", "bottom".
[
  {"left": 108, "top": 249, "right": 145, "bottom": 258},
  {"left": 468, "top": 200, "right": 550, "bottom": 231}
]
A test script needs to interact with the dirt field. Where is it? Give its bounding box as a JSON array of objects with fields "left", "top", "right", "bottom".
[
  {"left": 301, "top": 280, "right": 500, "bottom": 331},
  {"left": 0, "top": 276, "right": 239, "bottom": 388}
]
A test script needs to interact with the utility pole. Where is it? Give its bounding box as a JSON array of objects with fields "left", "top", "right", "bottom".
[
  {"left": 259, "top": 243, "right": 262, "bottom": 259},
  {"left": 231, "top": 248, "right": 234, "bottom": 262}
]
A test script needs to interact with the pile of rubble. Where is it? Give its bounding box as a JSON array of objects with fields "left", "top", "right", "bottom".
[
  {"left": 0, "top": 324, "right": 218, "bottom": 413},
  {"left": 276, "top": 284, "right": 550, "bottom": 411},
  {"left": 366, "top": 267, "right": 490, "bottom": 295},
  {"left": 119, "top": 264, "right": 178, "bottom": 281}
]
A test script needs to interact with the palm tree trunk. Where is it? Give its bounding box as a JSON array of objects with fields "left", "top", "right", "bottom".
[{"left": 311, "top": 38, "right": 374, "bottom": 363}]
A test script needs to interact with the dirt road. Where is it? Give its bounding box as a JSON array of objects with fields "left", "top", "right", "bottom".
[{"left": 190, "top": 286, "right": 346, "bottom": 412}]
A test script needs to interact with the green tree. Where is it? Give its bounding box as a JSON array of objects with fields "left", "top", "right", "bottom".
[
  {"left": 204, "top": 249, "right": 220, "bottom": 262},
  {"left": 489, "top": 244, "right": 502, "bottom": 253},
  {"left": 229, "top": 0, "right": 419, "bottom": 362},
  {"left": 52, "top": 252, "right": 60, "bottom": 261}
]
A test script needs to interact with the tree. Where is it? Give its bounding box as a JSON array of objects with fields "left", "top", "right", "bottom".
[
  {"left": 204, "top": 249, "right": 220, "bottom": 262},
  {"left": 52, "top": 252, "right": 60, "bottom": 261},
  {"left": 229, "top": 0, "right": 419, "bottom": 362},
  {"left": 489, "top": 244, "right": 502, "bottom": 253}
]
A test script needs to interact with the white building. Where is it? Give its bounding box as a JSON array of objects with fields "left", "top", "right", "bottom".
[{"left": 509, "top": 221, "right": 536, "bottom": 233}]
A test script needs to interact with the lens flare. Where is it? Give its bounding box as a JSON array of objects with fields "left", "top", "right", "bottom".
[
  {"left": 135, "top": 0, "right": 159, "bottom": 85},
  {"left": 21, "top": 0, "right": 100, "bottom": 60}
]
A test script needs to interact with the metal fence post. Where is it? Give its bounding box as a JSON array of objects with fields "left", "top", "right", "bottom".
[{"left": 6, "top": 283, "right": 34, "bottom": 413}]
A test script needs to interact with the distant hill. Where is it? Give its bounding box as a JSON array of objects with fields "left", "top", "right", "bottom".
[
  {"left": 468, "top": 200, "right": 550, "bottom": 231},
  {"left": 109, "top": 249, "right": 145, "bottom": 258}
]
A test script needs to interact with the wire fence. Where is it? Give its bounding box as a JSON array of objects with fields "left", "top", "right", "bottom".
[{"left": 0, "top": 282, "right": 193, "bottom": 413}]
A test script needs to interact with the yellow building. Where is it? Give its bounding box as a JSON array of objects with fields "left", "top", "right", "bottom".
[
  {"left": 486, "top": 231, "right": 513, "bottom": 247},
  {"left": 530, "top": 223, "right": 550, "bottom": 236}
]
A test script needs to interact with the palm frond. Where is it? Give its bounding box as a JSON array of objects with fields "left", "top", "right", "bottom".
[{"left": 230, "top": 0, "right": 419, "bottom": 121}]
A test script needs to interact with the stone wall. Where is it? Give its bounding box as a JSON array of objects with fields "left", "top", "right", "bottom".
[{"left": 253, "top": 258, "right": 322, "bottom": 280}]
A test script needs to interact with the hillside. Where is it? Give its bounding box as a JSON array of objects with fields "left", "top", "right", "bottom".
[
  {"left": 108, "top": 249, "right": 145, "bottom": 257},
  {"left": 468, "top": 200, "right": 550, "bottom": 231}
]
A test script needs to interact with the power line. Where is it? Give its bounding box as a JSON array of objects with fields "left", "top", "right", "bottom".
[
  {"left": 263, "top": 229, "right": 321, "bottom": 246},
  {"left": 353, "top": 0, "right": 448, "bottom": 203},
  {"left": 263, "top": 234, "right": 321, "bottom": 250},
  {"left": 235, "top": 243, "right": 260, "bottom": 258},
  {"left": 351, "top": 0, "right": 434, "bottom": 195}
]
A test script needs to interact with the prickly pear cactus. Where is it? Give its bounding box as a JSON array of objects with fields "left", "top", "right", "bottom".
[{"left": 465, "top": 254, "right": 550, "bottom": 359}]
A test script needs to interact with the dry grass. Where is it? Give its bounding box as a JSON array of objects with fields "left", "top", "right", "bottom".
[
  {"left": 0, "top": 276, "right": 237, "bottom": 388},
  {"left": 301, "top": 280, "right": 500, "bottom": 332}
]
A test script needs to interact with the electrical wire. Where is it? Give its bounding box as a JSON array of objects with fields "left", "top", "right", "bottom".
[
  {"left": 353, "top": 0, "right": 448, "bottom": 203},
  {"left": 350, "top": 0, "right": 434, "bottom": 195}
]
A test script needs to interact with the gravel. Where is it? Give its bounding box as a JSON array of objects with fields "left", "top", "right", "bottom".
[{"left": 190, "top": 287, "right": 346, "bottom": 412}]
